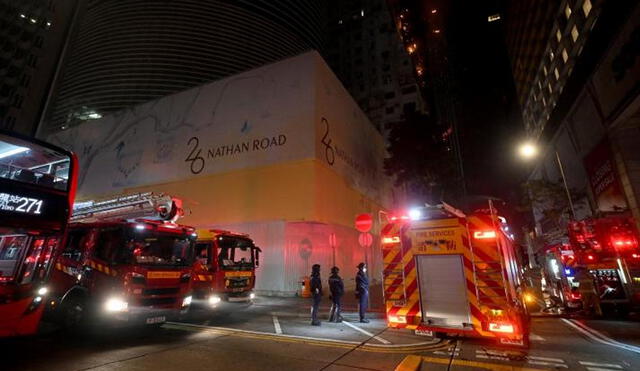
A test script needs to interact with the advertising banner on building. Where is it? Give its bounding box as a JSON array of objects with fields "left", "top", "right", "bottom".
[{"left": 583, "top": 138, "right": 628, "bottom": 212}]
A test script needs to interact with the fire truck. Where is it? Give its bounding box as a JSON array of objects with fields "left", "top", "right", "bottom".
[
  {"left": 0, "top": 131, "right": 77, "bottom": 337},
  {"left": 192, "top": 229, "right": 260, "bottom": 305},
  {"left": 48, "top": 192, "right": 197, "bottom": 329},
  {"left": 380, "top": 202, "right": 529, "bottom": 347},
  {"left": 565, "top": 216, "right": 640, "bottom": 313},
  {"left": 539, "top": 243, "right": 583, "bottom": 312}
]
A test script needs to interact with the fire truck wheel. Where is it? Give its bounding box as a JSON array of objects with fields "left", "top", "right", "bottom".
[{"left": 61, "top": 296, "right": 88, "bottom": 332}]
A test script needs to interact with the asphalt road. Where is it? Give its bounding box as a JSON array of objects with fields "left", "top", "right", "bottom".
[{"left": 2, "top": 297, "right": 640, "bottom": 370}]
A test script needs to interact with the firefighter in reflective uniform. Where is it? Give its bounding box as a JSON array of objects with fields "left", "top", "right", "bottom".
[
  {"left": 355, "top": 262, "right": 369, "bottom": 323},
  {"left": 328, "top": 266, "right": 344, "bottom": 322},
  {"left": 310, "top": 264, "right": 322, "bottom": 326},
  {"left": 575, "top": 267, "right": 602, "bottom": 317}
]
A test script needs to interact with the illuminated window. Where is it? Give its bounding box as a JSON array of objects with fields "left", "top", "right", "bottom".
[
  {"left": 556, "top": 30, "right": 562, "bottom": 42},
  {"left": 548, "top": 82, "right": 552, "bottom": 93},
  {"left": 543, "top": 66, "right": 548, "bottom": 76},
  {"left": 538, "top": 80, "right": 542, "bottom": 89},
  {"left": 488, "top": 14, "right": 501, "bottom": 22},
  {"left": 562, "top": 49, "right": 569, "bottom": 62},
  {"left": 565, "top": 5, "right": 572, "bottom": 19},
  {"left": 542, "top": 97, "right": 546, "bottom": 106},
  {"left": 583, "top": 0, "right": 592, "bottom": 16},
  {"left": 571, "top": 25, "right": 579, "bottom": 42},
  {"left": 554, "top": 68, "right": 560, "bottom": 80},
  {"left": 549, "top": 51, "right": 554, "bottom": 61}
]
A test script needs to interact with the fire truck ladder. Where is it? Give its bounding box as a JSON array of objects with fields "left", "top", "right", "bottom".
[
  {"left": 468, "top": 201, "right": 509, "bottom": 307},
  {"left": 71, "top": 192, "right": 184, "bottom": 223}
]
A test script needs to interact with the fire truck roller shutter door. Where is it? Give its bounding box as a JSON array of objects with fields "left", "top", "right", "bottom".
[{"left": 417, "top": 254, "right": 471, "bottom": 328}]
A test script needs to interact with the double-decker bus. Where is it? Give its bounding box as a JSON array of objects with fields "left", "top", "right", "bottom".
[{"left": 0, "top": 130, "right": 77, "bottom": 337}]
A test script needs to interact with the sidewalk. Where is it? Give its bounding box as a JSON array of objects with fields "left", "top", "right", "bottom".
[{"left": 250, "top": 295, "right": 385, "bottom": 318}]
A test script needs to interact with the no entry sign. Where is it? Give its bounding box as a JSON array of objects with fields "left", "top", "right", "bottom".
[{"left": 355, "top": 213, "right": 373, "bottom": 233}]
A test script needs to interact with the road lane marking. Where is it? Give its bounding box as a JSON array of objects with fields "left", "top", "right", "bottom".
[
  {"left": 562, "top": 319, "right": 640, "bottom": 355},
  {"left": 579, "top": 361, "right": 623, "bottom": 368},
  {"left": 585, "top": 368, "right": 623, "bottom": 371},
  {"left": 527, "top": 356, "right": 564, "bottom": 363},
  {"left": 272, "top": 315, "right": 282, "bottom": 334},
  {"left": 421, "top": 356, "right": 546, "bottom": 371},
  {"left": 165, "top": 321, "right": 442, "bottom": 352},
  {"left": 526, "top": 360, "right": 568, "bottom": 368},
  {"left": 530, "top": 333, "right": 545, "bottom": 341},
  {"left": 342, "top": 320, "right": 391, "bottom": 344}
]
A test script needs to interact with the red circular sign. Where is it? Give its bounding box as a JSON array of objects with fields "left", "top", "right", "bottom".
[
  {"left": 358, "top": 232, "right": 373, "bottom": 247},
  {"left": 355, "top": 213, "right": 373, "bottom": 233}
]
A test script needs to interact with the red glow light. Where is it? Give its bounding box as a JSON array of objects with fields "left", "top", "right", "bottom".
[{"left": 587, "top": 254, "right": 595, "bottom": 261}]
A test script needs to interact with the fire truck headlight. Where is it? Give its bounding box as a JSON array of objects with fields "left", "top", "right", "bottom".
[
  {"left": 37, "top": 287, "right": 48, "bottom": 296},
  {"left": 523, "top": 293, "right": 535, "bottom": 303},
  {"left": 249, "top": 293, "right": 256, "bottom": 300},
  {"left": 182, "top": 295, "right": 193, "bottom": 307},
  {"left": 105, "top": 297, "right": 128, "bottom": 312},
  {"left": 208, "top": 295, "right": 221, "bottom": 306}
]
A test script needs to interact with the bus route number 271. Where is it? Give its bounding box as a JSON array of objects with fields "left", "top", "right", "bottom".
[{"left": 0, "top": 192, "right": 44, "bottom": 215}]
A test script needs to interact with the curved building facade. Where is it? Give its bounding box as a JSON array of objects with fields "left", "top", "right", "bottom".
[{"left": 43, "top": 0, "right": 324, "bottom": 134}]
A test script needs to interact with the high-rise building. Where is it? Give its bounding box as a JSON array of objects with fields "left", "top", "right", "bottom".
[
  {"left": 0, "top": 0, "right": 78, "bottom": 136},
  {"left": 504, "top": 0, "right": 640, "bottom": 237},
  {"left": 42, "top": 0, "right": 324, "bottom": 135},
  {"left": 325, "top": 0, "right": 424, "bottom": 132},
  {"left": 506, "top": 0, "right": 600, "bottom": 138}
]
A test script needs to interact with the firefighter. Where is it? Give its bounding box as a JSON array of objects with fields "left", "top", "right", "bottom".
[
  {"left": 328, "top": 266, "right": 344, "bottom": 322},
  {"left": 310, "top": 264, "right": 322, "bottom": 326},
  {"left": 575, "top": 267, "right": 602, "bottom": 317},
  {"left": 355, "top": 262, "right": 369, "bottom": 323}
]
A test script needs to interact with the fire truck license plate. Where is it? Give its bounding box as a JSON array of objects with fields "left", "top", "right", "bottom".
[
  {"left": 146, "top": 316, "right": 166, "bottom": 324},
  {"left": 415, "top": 329, "right": 433, "bottom": 337},
  {"left": 500, "top": 338, "right": 524, "bottom": 346}
]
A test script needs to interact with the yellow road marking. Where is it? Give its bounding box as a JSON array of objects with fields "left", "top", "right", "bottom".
[
  {"left": 421, "top": 356, "right": 545, "bottom": 371},
  {"left": 163, "top": 323, "right": 450, "bottom": 353}
]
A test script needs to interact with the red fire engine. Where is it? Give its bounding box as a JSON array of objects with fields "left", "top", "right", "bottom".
[
  {"left": 48, "top": 192, "right": 197, "bottom": 329},
  {"left": 0, "top": 131, "right": 77, "bottom": 337},
  {"left": 539, "top": 243, "right": 583, "bottom": 312},
  {"left": 192, "top": 229, "right": 261, "bottom": 305},
  {"left": 566, "top": 215, "right": 640, "bottom": 313},
  {"left": 380, "top": 202, "right": 529, "bottom": 347}
]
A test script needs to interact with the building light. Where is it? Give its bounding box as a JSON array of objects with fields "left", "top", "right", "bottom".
[
  {"left": 431, "top": 9, "right": 437, "bottom": 14},
  {"left": 565, "top": 5, "right": 572, "bottom": 19},
  {"left": 46, "top": 21, "right": 52, "bottom": 27},
  {"left": 360, "top": 9, "right": 364, "bottom": 17},
  {"left": 433, "top": 29, "right": 441, "bottom": 34},
  {"left": 570, "top": 25, "right": 578, "bottom": 42},
  {"left": 554, "top": 68, "right": 560, "bottom": 80},
  {"left": 583, "top": 0, "right": 592, "bottom": 17},
  {"left": 29, "top": 18, "right": 37, "bottom": 24},
  {"left": 20, "top": 13, "right": 26, "bottom": 18},
  {"left": 562, "top": 49, "right": 569, "bottom": 62},
  {"left": 556, "top": 30, "right": 562, "bottom": 42},
  {"left": 543, "top": 66, "right": 547, "bottom": 76},
  {"left": 549, "top": 51, "right": 554, "bottom": 61},
  {"left": 407, "top": 43, "right": 417, "bottom": 54},
  {"left": 338, "top": 19, "right": 343, "bottom": 25},
  {"left": 488, "top": 14, "right": 501, "bottom": 22},
  {"left": 548, "top": 82, "right": 552, "bottom": 93}
]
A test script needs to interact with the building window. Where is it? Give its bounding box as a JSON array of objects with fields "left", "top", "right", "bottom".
[
  {"left": 565, "top": 5, "right": 572, "bottom": 19},
  {"left": 562, "top": 48, "right": 569, "bottom": 62},
  {"left": 548, "top": 82, "right": 552, "bottom": 93},
  {"left": 543, "top": 66, "right": 548, "bottom": 76},
  {"left": 556, "top": 29, "right": 562, "bottom": 42},
  {"left": 542, "top": 97, "right": 546, "bottom": 107},
  {"left": 583, "top": 0, "right": 592, "bottom": 16},
  {"left": 571, "top": 25, "right": 579, "bottom": 42},
  {"left": 549, "top": 51, "right": 555, "bottom": 61},
  {"left": 554, "top": 68, "right": 560, "bottom": 80},
  {"left": 385, "top": 106, "right": 395, "bottom": 114}
]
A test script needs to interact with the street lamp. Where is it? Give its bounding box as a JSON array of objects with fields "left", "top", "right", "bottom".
[{"left": 517, "top": 142, "right": 576, "bottom": 219}]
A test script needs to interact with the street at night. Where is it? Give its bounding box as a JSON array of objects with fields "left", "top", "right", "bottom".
[{"left": 2, "top": 0, "right": 640, "bottom": 370}]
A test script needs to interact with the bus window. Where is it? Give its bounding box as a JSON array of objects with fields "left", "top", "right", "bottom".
[{"left": 0, "top": 234, "right": 29, "bottom": 282}]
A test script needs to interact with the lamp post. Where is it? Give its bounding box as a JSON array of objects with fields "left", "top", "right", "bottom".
[{"left": 518, "top": 142, "right": 576, "bottom": 219}]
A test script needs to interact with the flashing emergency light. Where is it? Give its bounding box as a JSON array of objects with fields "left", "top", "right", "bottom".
[
  {"left": 409, "top": 208, "right": 422, "bottom": 220},
  {"left": 632, "top": 253, "right": 640, "bottom": 259},
  {"left": 564, "top": 268, "right": 572, "bottom": 276},
  {"left": 570, "top": 292, "right": 582, "bottom": 300},
  {"left": 523, "top": 293, "right": 535, "bottom": 303},
  {"left": 382, "top": 236, "right": 400, "bottom": 244},
  {"left": 611, "top": 237, "right": 637, "bottom": 249},
  {"left": 473, "top": 230, "right": 496, "bottom": 239},
  {"left": 586, "top": 254, "right": 596, "bottom": 261},
  {"left": 489, "top": 322, "right": 514, "bottom": 333}
]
